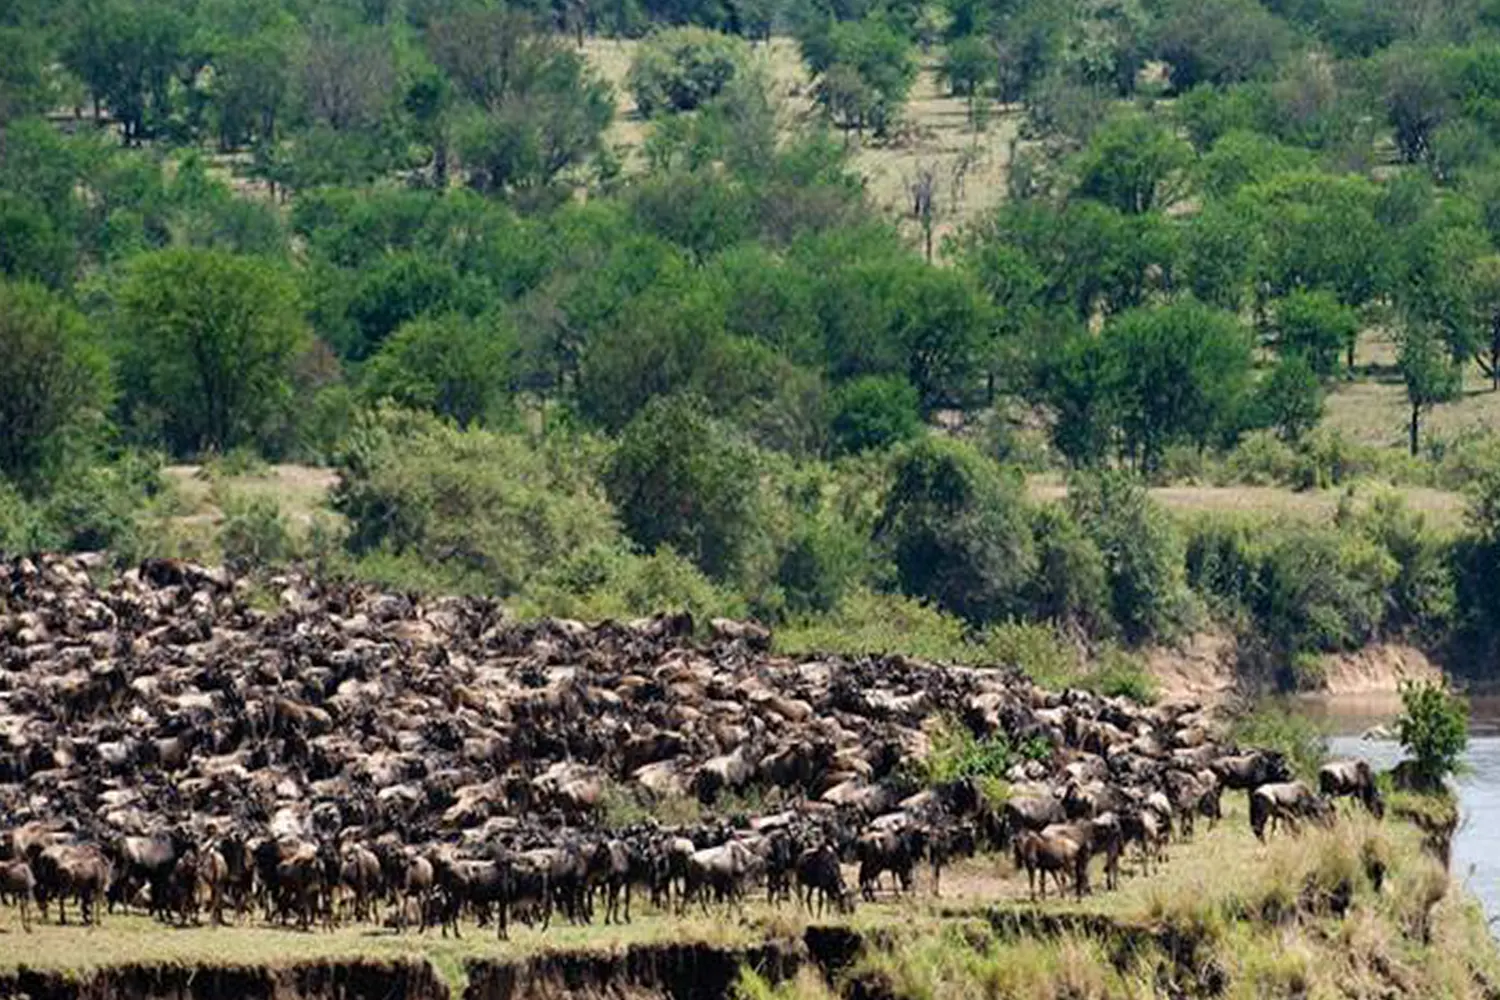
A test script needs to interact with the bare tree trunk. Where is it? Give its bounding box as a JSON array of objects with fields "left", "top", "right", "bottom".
[{"left": 1410, "top": 404, "right": 1421, "bottom": 457}]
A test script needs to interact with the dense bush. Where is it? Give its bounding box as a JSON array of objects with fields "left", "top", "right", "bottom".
[
  {"left": 1068, "top": 473, "right": 1191, "bottom": 644},
  {"left": 627, "top": 28, "right": 749, "bottom": 116},
  {"left": 1397, "top": 680, "right": 1469, "bottom": 790},
  {"left": 333, "top": 408, "right": 624, "bottom": 596},
  {"left": 0, "top": 280, "right": 109, "bottom": 490},
  {"left": 877, "top": 437, "right": 1037, "bottom": 624},
  {"left": 605, "top": 394, "right": 763, "bottom": 582}
]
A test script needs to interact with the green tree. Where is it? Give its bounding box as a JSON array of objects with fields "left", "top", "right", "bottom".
[
  {"left": 1154, "top": 0, "right": 1296, "bottom": 92},
  {"left": 1072, "top": 112, "right": 1193, "bottom": 215},
  {"left": 431, "top": 8, "right": 614, "bottom": 195},
  {"left": 941, "top": 34, "right": 993, "bottom": 125},
  {"left": 362, "top": 313, "right": 518, "bottom": 428},
  {"left": 1253, "top": 355, "right": 1325, "bottom": 442},
  {"left": 1103, "top": 301, "right": 1256, "bottom": 470},
  {"left": 63, "top": 0, "right": 192, "bottom": 143},
  {"left": 1465, "top": 254, "right": 1500, "bottom": 391},
  {"left": 627, "top": 27, "right": 748, "bottom": 115},
  {"left": 605, "top": 394, "right": 761, "bottom": 581},
  {"left": 0, "top": 281, "right": 109, "bottom": 489},
  {"left": 211, "top": 27, "right": 301, "bottom": 151},
  {"left": 1397, "top": 323, "right": 1462, "bottom": 457},
  {"left": 1397, "top": 680, "right": 1469, "bottom": 791},
  {"left": 876, "top": 437, "right": 1036, "bottom": 623},
  {"left": 830, "top": 374, "right": 922, "bottom": 455},
  {"left": 1272, "top": 289, "right": 1360, "bottom": 377},
  {"left": 116, "top": 249, "right": 309, "bottom": 456},
  {"left": 1068, "top": 472, "right": 1188, "bottom": 644},
  {"left": 807, "top": 19, "right": 916, "bottom": 139}
]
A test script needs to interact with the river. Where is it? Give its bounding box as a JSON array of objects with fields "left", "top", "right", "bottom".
[{"left": 1303, "top": 694, "right": 1500, "bottom": 920}]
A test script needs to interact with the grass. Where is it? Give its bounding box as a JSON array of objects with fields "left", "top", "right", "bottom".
[
  {"left": 1326, "top": 327, "right": 1500, "bottom": 451},
  {"left": 579, "top": 37, "right": 1022, "bottom": 247},
  {"left": 1028, "top": 476, "right": 1467, "bottom": 529},
  {"left": 0, "top": 798, "right": 1484, "bottom": 1000}
]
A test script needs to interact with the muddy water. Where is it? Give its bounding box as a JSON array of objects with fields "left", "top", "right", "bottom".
[{"left": 1302, "top": 694, "right": 1500, "bottom": 919}]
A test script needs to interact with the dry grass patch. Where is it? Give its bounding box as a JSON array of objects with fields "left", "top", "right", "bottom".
[{"left": 579, "top": 37, "right": 1021, "bottom": 240}]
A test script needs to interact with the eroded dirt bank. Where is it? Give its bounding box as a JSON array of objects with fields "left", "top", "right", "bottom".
[
  {"left": 0, "top": 959, "right": 450, "bottom": 1000},
  {"left": 0, "top": 936, "right": 841, "bottom": 1000}
]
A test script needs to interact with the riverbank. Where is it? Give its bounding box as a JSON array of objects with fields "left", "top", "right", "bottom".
[
  {"left": 1144, "top": 631, "right": 1446, "bottom": 704},
  {"left": 3, "top": 800, "right": 1492, "bottom": 1000}
]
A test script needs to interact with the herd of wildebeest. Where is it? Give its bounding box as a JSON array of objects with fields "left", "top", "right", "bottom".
[{"left": 0, "top": 555, "right": 1388, "bottom": 938}]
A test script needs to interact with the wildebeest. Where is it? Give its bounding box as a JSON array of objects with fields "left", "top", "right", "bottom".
[
  {"left": 794, "top": 844, "right": 852, "bottom": 916},
  {"left": 855, "top": 825, "right": 927, "bottom": 901},
  {"left": 32, "top": 845, "right": 112, "bottom": 926},
  {"left": 1013, "top": 829, "right": 1085, "bottom": 901},
  {"left": 682, "top": 840, "right": 761, "bottom": 913},
  {"left": 0, "top": 859, "right": 36, "bottom": 931},
  {"left": 1250, "top": 782, "right": 1334, "bottom": 841},
  {"left": 1318, "top": 759, "right": 1384, "bottom": 819},
  {"left": 1214, "top": 750, "right": 1293, "bottom": 794},
  {"left": 1163, "top": 768, "right": 1222, "bottom": 839},
  {"left": 1001, "top": 795, "right": 1067, "bottom": 846}
]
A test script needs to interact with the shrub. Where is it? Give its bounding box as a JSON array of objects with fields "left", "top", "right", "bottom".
[
  {"left": 605, "top": 394, "right": 763, "bottom": 583},
  {"left": 1251, "top": 356, "right": 1325, "bottom": 444},
  {"left": 919, "top": 714, "right": 1022, "bottom": 787},
  {"left": 775, "top": 516, "right": 864, "bottom": 615},
  {"left": 628, "top": 28, "right": 749, "bottom": 117},
  {"left": 1271, "top": 290, "right": 1359, "bottom": 378},
  {"left": 1067, "top": 471, "right": 1191, "bottom": 644},
  {"left": 1396, "top": 680, "right": 1468, "bottom": 791},
  {"left": 0, "top": 280, "right": 109, "bottom": 490},
  {"left": 217, "top": 492, "right": 295, "bottom": 571},
  {"left": 334, "top": 408, "right": 625, "bottom": 596},
  {"left": 775, "top": 588, "right": 974, "bottom": 661},
  {"left": 1027, "top": 505, "right": 1113, "bottom": 638},
  {"left": 1220, "top": 431, "right": 1301, "bottom": 487},
  {"left": 1228, "top": 701, "right": 1328, "bottom": 780},
  {"left": 829, "top": 375, "right": 922, "bottom": 456},
  {"left": 1249, "top": 526, "right": 1394, "bottom": 671},
  {"left": 361, "top": 313, "right": 518, "bottom": 429},
  {"left": 1082, "top": 647, "right": 1159, "bottom": 704},
  {"left": 877, "top": 437, "right": 1036, "bottom": 624},
  {"left": 978, "top": 621, "right": 1080, "bottom": 687},
  {"left": 1184, "top": 515, "right": 1261, "bottom": 617},
  {"left": 1355, "top": 493, "right": 1454, "bottom": 639}
]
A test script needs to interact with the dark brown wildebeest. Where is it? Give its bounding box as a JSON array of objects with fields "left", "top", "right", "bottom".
[
  {"left": 583, "top": 839, "right": 632, "bottom": 925},
  {"left": 1013, "top": 829, "right": 1085, "bottom": 901},
  {"left": 111, "top": 829, "right": 192, "bottom": 919},
  {"left": 855, "top": 825, "right": 927, "bottom": 901},
  {"left": 794, "top": 844, "right": 852, "bottom": 916},
  {"left": 32, "top": 845, "right": 111, "bottom": 926},
  {"left": 1318, "top": 760, "right": 1384, "bottom": 819},
  {"left": 339, "top": 844, "right": 383, "bottom": 923},
  {"left": 682, "top": 841, "right": 761, "bottom": 914},
  {"left": 0, "top": 859, "right": 36, "bottom": 931},
  {"left": 1250, "top": 781, "right": 1334, "bottom": 841},
  {"left": 396, "top": 853, "right": 435, "bottom": 933},
  {"left": 1213, "top": 750, "right": 1293, "bottom": 794}
]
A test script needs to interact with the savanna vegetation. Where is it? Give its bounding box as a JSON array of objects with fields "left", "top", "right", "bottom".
[{"left": 10, "top": 0, "right": 1500, "bottom": 691}]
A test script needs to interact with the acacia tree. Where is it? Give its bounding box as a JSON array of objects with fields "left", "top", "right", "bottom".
[
  {"left": 430, "top": 7, "right": 613, "bottom": 194},
  {"left": 116, "top": 249, "right": 309, "bottom": 456},
  {"left": 1397, "top": 322, "right": 1462, "bottom": 457}
]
